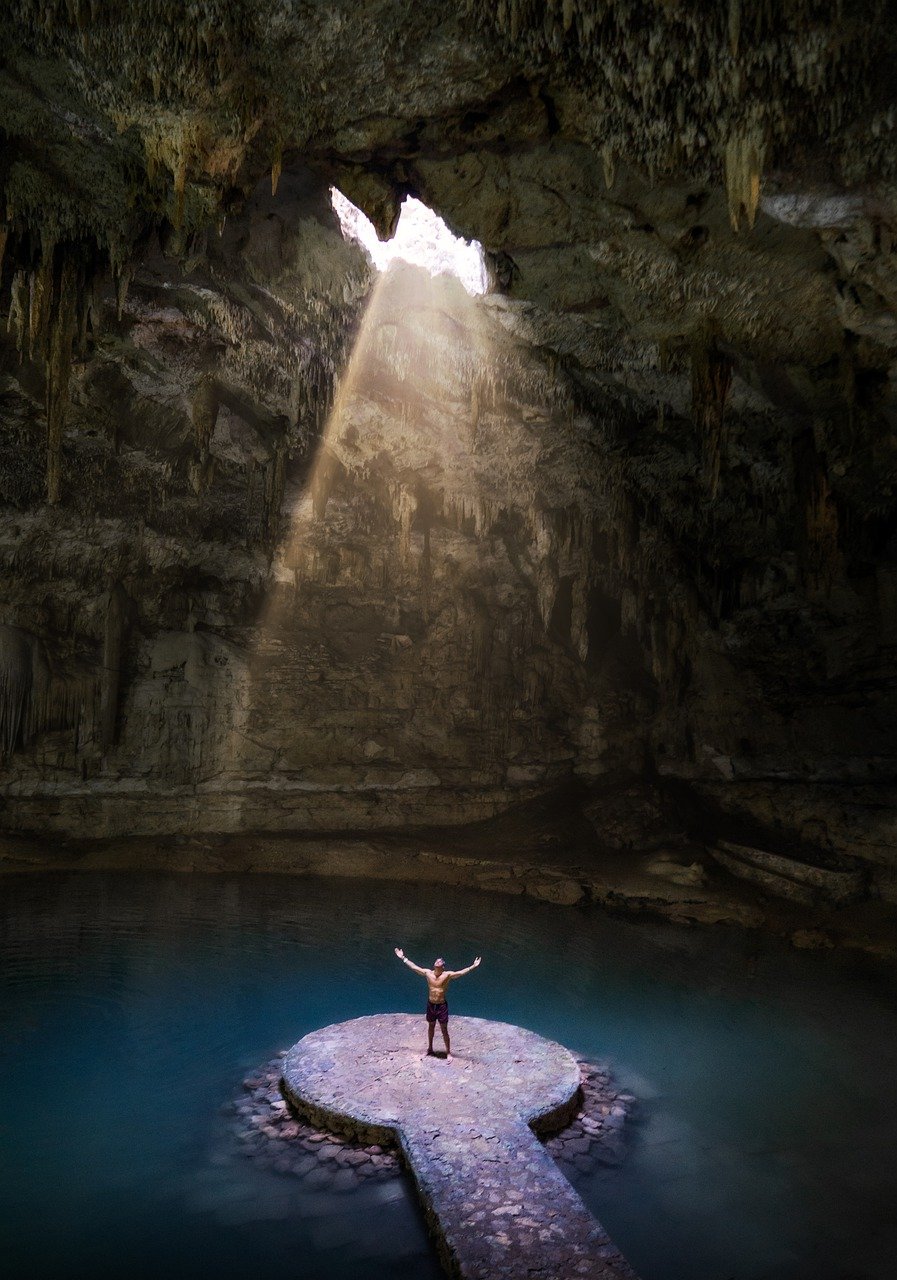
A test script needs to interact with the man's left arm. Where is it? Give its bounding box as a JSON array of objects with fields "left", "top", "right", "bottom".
[{"left": 447, "top": 956, "right": 482, "bottom": 980}]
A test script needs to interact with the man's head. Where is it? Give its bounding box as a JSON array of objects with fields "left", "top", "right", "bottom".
[{"left": 434, "top": 957, "right": 445, "bottom": 972}]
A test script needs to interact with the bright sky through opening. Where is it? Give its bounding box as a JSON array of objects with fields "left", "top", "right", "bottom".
[{"left": 331, "top": 188, "right": 488, "bottom": 296}]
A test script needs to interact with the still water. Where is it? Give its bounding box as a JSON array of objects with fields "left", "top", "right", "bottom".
[{"left": 1, "top": 873, "right": 895, "bottom": 1280}]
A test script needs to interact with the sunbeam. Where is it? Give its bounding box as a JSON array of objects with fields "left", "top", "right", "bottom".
[{"left": 229, "top": 196, "right": 503, "bottom": 825}]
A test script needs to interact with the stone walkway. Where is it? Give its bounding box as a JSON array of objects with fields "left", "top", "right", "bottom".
[{"left": 281, "top": 1013, "right": 638, "bottom": 1279}]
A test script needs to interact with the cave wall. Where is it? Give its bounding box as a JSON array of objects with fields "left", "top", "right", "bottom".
[
  {"left": 0, "top": 169, "right": 650, "bottom": 838},
  {"left": 0, "top": 3, "right": 895, "bottom": 890}
]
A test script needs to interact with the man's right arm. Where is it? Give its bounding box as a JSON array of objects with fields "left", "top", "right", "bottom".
[{"left": 394, "top": 947, "right": 427, "bottom": 976}]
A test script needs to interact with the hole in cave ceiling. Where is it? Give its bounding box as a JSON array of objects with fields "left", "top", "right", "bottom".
[{"left": 330, "top": 188, "right": 488, "bottom": 296}]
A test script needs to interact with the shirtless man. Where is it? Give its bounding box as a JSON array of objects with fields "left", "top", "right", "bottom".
[{"left": 394, "top": 948, "right": 481, "bottom": 1061}]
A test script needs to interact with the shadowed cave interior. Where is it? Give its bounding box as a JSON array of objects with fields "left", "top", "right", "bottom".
[{"left": 1, "top": 5, "right": 897, "bottom": 1280}]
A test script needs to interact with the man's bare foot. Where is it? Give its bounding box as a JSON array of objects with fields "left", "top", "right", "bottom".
[
  {"left": 426, "top": 1048, "right": 435, "bottom": 1056},
  {"left": 446, "top": 1053, "right": 453, "bottom": 1063}
]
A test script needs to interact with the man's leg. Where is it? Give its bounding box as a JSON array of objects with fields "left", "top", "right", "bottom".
[
  {"left": 440, "top": 1019, "right": 452, "bottom": 1062},
  {"left": 427, "top": 1017, "right": 436, "bottom": 1056}
]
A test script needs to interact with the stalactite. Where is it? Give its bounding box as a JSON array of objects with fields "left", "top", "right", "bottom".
[
  {"left": 838, "top": 349, "right": 856, "bottom": 436},
  {"left": 186, "top": 373, "right": 220, "bottom": 494},
  {"left": 602, "top": 144, "right": 615, "bottom": 190},
  {"left": 469, "top": 378, "right": 480, "bottom": 448},
  {"left": 77, "top": 278, "right": 94, "bottom": 356},
  {"left": 174, "top": 150, "right": 188, "bottom": 229},
  {"left": 8, "top": 270, "right": 27, "bottom": 353},
  {"left": 115, "top": 261, "right": 134, "bottom": 320},
  {"left": 191, "top": 373, "right": 219, "bottom": 455},
  {"left": 271, "top": 142, "right": 283, "bottom": 196},
  {"left": 46, "top": 254, "right": 80, "bottom": 505},
  {"left": 393, "top": 483, "right": 416, "bottom": 562},
  {"left": 420, "top": 518, "right": 432, "bottom": 622},
  {"left": 0, "top": 625, "right": 33, "bottom": 758},
  {"left": 28, "top": 242, "right": 55, "bottom": 362},
  {"left": 691, "top": 326, "right": 732, "bottom": 496},
  {"left": 188, "top": 450, "right": 215, "bottom": 495},
  {"left": 245, "top": 459, "right": 259, "bottom": 547},
  {"left": 311, "top": 448, "right": 344, "bottom": 522},
  {"left": 655, "top": 338, "right": 671, "bottom": 431},
  {"left": 728, "top": 0, "right": 741, "bottom": 56},
  {"left": 0, "top": 624, "right": 98, "bottom": 758},
  {"left": 793, "top": 432, "right": 841, "bottom": 595},
  {"left": 99, "top": 580, "right": 128, "bottom": 752},
  {"left": 724, "top": 128, "right": 765, "bottom": 231},
  {"left": 264, "top": 442, "right": 287, "bottom": 549},
  {"left": 27, "top": 667, "right": 97, "bottom": 750}
]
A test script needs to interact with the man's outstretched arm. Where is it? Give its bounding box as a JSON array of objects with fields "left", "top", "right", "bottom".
[
  {"left": 394, "top": 947, "right": 428, "bottom": 976},
  {"left": 447, "top": 956, "right": 482, "bottom": 979}
]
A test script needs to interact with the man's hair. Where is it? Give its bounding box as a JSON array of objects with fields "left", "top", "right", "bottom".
[{"left": 434, "top": 957, "right": 445, "bottom": 967}]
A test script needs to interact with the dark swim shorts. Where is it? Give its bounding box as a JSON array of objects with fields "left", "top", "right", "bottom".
[{"left": 426, "top": 1000, "right": 449, "bottom": 1025}]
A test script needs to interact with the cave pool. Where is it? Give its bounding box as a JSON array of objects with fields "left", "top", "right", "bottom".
[{"left": 1, "top": 871, "right": 895, "bottom": 1280}]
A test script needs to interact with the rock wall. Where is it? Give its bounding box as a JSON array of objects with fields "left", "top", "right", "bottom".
[{"left": 0, "top": 171, "right": 649, "bottom": 837}]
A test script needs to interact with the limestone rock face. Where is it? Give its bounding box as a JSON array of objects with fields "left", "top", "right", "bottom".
[{"left": 0, "top": 5, "right": 895, "bottom": 894}]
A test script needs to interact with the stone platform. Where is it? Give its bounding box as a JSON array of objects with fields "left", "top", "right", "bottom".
[{"left": 281, "top": 1014, "right": 638, "bottom": 1279}]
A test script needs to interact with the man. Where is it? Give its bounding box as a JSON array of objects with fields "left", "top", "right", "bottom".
[{"left": 394, "top": 947, "right": 481, "bottom": 1062}]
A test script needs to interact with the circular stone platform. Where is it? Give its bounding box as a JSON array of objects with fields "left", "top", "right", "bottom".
[
  {"left": 282, "top": 1014, "right": 638, "bottom": 1280},
  {"left": 282, "top": 1013, "right": 582, "bottom": 1139}
]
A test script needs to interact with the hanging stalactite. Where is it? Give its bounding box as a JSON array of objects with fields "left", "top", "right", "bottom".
[
  {"left": 601, "top": 144, "right": 615, "bottom": 190},
  {"left": 191, "top": 372, "right": 219, "bottom": 456},
  {"left": 8, "top": 269, "right": 28, "bottom": 353},
  {"left": 1, "top": 226, "right": 93, "bottom": 505},
  {"left": 46, "top": 254, "right": 80, "bottom": 505},
  {"left": 0, "top": 623, "right": 99, "bottom": 758},
  {"left": 724, "top": 127, "right": 765, "bottom": 231},
  {"left": 99, "top": 580, "right": 129, "bottom": 753},
  {"left": 691, "top": 325, "right": 732, "bottom": 497},
  {"left": 0, "top": 624, "right": 34, "bottom": 758},
  {"left": 28, "top": 239, "right": 54, "bottom": 363},
  {"left": 728, "top": 0, "right": 741, "bottom": 56},
  {"left": 793, "top": 430, "right": 841, "bottom": 596},
  {"left": 264, "top": 441, "right": 287, "bottom": 550}
]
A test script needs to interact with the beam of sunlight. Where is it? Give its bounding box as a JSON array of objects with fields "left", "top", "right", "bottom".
[
  {"left": 269, "top": 191, "right": 495, "bottom": 601},
  {"left": 276, "top": 258, "right": 493, "bottom": 597},
  {"left": 226, "top": 196, "right": 497, "bottom": 804}
]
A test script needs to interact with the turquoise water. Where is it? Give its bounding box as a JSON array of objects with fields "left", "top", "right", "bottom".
[{"left": 1, "top": 873, "right": 895, "bottom": 1280}]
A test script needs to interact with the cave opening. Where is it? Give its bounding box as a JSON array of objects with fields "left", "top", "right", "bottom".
[
  {"left": 330, "top": 188, "right": 488, "bottom": 295},
  {"left": 1, "top": 6, "right": 897, "bottom": 1280}
]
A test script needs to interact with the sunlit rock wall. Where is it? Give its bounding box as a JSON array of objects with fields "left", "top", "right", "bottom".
[{"left": 0, "top": 172, "right": 646, "bottom": 837}]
